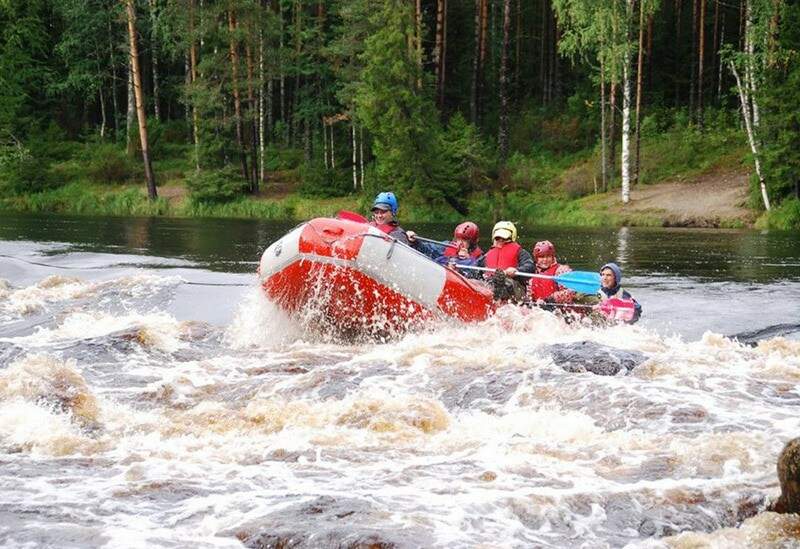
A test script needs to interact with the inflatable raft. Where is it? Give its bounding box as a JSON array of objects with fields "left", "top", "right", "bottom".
[{"left": 258, "top": 217, "right": 495, "bottom": 338}]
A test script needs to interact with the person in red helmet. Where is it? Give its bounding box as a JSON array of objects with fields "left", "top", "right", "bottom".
[
  {"left": 407, "top": 221, "right": 484, "bottom": 268},
  {"left": 528, "top": 240, "right": 576, "bottom": 306}
]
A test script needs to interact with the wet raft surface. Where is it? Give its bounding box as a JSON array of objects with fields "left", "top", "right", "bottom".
[{"left": 2, "top": 226, "right": 800, "bottom": 548}]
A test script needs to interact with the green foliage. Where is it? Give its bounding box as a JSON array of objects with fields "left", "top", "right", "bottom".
[
  {"left": 298, "top": 163, "right": 353, "bottom": 198},
  {"left": 0, "top": 144, "right": 58, "bottom": 195},
  {"left": 81, "top": 143, "right": 139, "bottom": 184},
  {"left": 186, "top": 167, "right": 248, "bottom": 204},
  {"left": 262, "top": 146, "right": 303, "bottom": 171},
  {"left": 759, "top": 4, "right": 800, "bottom": 206},
  {"left": 0, "top": 181, "right": 169, "bottom": 216},
  {"left": 755, "top": 198, "right": 800, "bottom": 230},
  {"left": 355, "top": 0, "right": 464, "bottom": 211}
]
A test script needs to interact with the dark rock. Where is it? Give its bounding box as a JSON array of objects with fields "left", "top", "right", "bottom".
[
  {"left": 729, "top": 323, "right": 800, "bottom": 346},
  {"left": 231, "top": 496, "right": 432, "bottom": 549},
  {"left": 770, "top": 437, "right": 800, "bottom": 514},
  {"left": 542, "top": 341, "right": 647, "bottom": 376}
]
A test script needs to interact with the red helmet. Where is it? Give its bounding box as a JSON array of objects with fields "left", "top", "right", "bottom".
[
  {"left": 454, "top": 222, "right": 479, "bottom": 243},
  {"left": 533, "top": 240, "right": 556, "bottom": 258}
]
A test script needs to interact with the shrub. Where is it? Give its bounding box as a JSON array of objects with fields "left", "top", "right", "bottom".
[
  {"left": 84, "top": 144, "right": 137, "bottom": 184},
  {"left": 0, "top": 146, "right": 58, "bottom": 195},
  {"left": 298, "top": 163, "right": 353, "bottom": 198},
  {"left": 186, "top": 166, "right": 248, "bottom": 203}
]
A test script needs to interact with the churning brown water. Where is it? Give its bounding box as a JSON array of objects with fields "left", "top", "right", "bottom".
[{"left": 1, "top": 214, "right": 799, "bottom": 548}]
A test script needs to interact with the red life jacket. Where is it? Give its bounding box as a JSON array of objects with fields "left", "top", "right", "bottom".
[
  {"left": 370, "top": 222, "right": 396, "bottom": 235},
  {"left": 529, "top": 263, "right": 560, "bottom": 300},
  {"left": 443, "top": 243, "right": 483, "bottom": 259},
  {"left": 484, "top": 242, "right": 521, "bottom": 270}
]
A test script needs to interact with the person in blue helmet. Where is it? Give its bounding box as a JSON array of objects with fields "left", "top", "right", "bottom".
[
  {"left": 595, "top": 262, "right": 642, "bottom": 324},
  {"left": 369, "top": 191, "right": 409, "bottom": 245}
]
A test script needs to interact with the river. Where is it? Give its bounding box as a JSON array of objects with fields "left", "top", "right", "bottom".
[{"left": 1, "top": 212, "right": 799, "bottom": 548}]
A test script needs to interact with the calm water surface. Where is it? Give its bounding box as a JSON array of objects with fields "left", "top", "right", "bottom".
[{"left": 1, "top": 212, "right": 799, "bottom": 548}]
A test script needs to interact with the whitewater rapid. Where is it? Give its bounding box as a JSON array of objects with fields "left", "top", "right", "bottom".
[{"left": 1, "top": 255, "right": 799, "bottom": 547}]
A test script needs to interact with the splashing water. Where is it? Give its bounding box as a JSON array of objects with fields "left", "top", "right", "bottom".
[{"left": 1, "top": 236, "right": 799, "bottom": 548}]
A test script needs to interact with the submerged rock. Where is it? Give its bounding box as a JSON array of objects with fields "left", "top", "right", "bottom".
[
  {"left": 232, "top": 496, "right": 432, "bottom": 549},
  {"left": 770, "top": 437, "right": 800, "bottom": 515},
  {"left": 542, "top": 341, "right": 647, "bottom": 376}
]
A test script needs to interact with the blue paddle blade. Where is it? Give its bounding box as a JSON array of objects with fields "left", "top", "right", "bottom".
[{"left": 554, "top": 271, "right": 601, "bottom": 294}]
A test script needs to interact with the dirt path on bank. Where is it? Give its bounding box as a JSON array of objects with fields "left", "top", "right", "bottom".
[{"left": 604, "top": 169, "right": 755, "bottom": 227}]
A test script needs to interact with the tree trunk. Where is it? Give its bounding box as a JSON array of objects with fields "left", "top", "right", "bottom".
[
  {"left": 125, "top": 0, "right": 157, "bottom": 199},
  {"left": 245, "top": 41, "right": 259, "bottom": 192},
  {"left": 498, "top": 0, "right": 511, "bottom": 163},
  {"left": 744, "top": 1, "right": 759, "bottom": 127},
  {"left": 609, "top": 82, "right": 617, "bottom": 185},
  {"left": 479, "top": 0, "right": 488, "bottom": 114},
  {"left": 717, "top": 14, "right": 725, "bottom": 100},
  {"left": 359, "top": 125, "right": 364, "bottom": 188},
  {"left": 259, "top": 18, "right": 266, "bottom": 185},
  {"left": 148, "top": 0, "right": 161, "bottom": 121},
  {"left": 352, "top": 122, "right": 357, "bottom": 189},
  {"left": 729, "top": 60, "right": 769, "bottom": 211},
  {"left": 646, "top": 14, "right": 653, "bottom": 91},
  {"left": 279, "top": 2, "right": 286, "bottom": 144},
  {"left": 698, "top": 0, "right": 706, "bottom": 129},
  {"left": 514, "top": 0, "right": 520, "bottom": 89},
  {"left": 99, "top": 86, "right": 107, "bottom": 139},
  {"left": 228, "top": 9, "right": 249, "bottom": 184},
  {"left": 470, "top": 0, "right": 482, "bottom": 124},
  {"left": 188, "top": 0, "right": 200, "bottom": 172},
  {"left": 634, "top": 0, "right": 645, "bottom": 185},
  {"left": 690, "top": 0, "right": 697, "bottom": 120},
  {"left": 711, "top": 0, "right": 719, "bottom": 104},
  {"left": 416, "top": 0, "right": 423, "bottom": 89},
  {"left": 330, "top": 123, "right": 335, "bottom": 168},
  {"left": 126, "top": 57, "right": 135, "bottom": 155},
  {"left": 600, "top": 56, "right": 607, "bottom": 193},
  {"left": 107, "top": 16, "right": 119, "bottom": 135},
  {"left": 435, "top": 0, "right": 447, "bottom": 107},
  {"left": 674, "top": 0, "right": 682, "bottom": 105},
  {"left": 621, "top": 0, "right": 633, "bottom": 205},
  {"left": 540, "top": 0, "right": 546, "bottom": 102}
]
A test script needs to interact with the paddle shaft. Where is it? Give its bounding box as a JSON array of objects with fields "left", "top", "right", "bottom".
[
  {"left": 456, "top": 264, "right": 562, "bottom": 281},
  {"left": 413, "top": 235, "right": 457, "bottom": 249}
]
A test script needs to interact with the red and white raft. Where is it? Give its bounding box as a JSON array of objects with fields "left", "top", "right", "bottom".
[{"left": 258, "top": 217, "right": 495, "bottom": 338}]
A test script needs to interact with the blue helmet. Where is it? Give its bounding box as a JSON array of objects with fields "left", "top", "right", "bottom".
[{"left": 372, "top": 192, "right": 398, "bottom": 215}]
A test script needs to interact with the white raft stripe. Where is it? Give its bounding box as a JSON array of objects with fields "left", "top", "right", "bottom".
[{"left": 355, "top": 233, "right": 446, "bottom": 310}]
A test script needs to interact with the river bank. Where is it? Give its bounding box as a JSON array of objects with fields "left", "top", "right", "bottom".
[{"left": 0, "top": 166, "right": 767, "bottom": 229}]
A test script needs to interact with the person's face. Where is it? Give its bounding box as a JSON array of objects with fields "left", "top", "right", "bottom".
[
  {"left": 371, "top": 207, "right": 393, "bottom": 224},
  {"left": 536, "top": 254, "right": 555, "bottom": 270},
  {"left": 453, "top": 238, "right": 469, "bottom": 251},
  {"left": 600, "top": 268, "right": 616, "bottom": 289},
  {"left": 493, "top": 236, "right": 509, "bottom": 248}
]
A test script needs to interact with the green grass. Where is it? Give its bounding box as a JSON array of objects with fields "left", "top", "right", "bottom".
[
  {"left": 755, "top": 197, "right": 800, "bottom": 230},
  {"left": 0, "top": 121, "right": 761, "bottom": 228}
]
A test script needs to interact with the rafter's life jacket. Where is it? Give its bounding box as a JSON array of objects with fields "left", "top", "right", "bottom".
[
  {"left": 483, "top": 242, "right": 522, "bottom": 270},
  {"left": 529, "top": 263, "right": 560, "bottom": 300},
  {"left": 371, "top": 222, "right": 397, "bottom": 235}
]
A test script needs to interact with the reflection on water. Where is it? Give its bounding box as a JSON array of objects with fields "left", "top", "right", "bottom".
[{"left": 1, "top": 213, "right": 800, "bottom": 547}]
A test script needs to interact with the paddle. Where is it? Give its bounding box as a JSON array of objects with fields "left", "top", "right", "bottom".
[
  {"left": 412, "top": 235, "right": 458, "bottom": 249},
  {"left": 455, "top": 264, "right": 601, "bottom": 294},
  {"left": 336, "top": 210, "right": 368, "bottom": 223}
]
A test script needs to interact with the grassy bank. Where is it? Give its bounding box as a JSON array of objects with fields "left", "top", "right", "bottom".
[{"left": 2, "top": 123, "right": 797, "bottom": 230}]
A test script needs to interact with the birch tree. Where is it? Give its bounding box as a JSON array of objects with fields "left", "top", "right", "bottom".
[
  {"left": 554, "top": 0, "right": 659, "bottom": 204},
  {"left": 727, "top": 0, "right": 785, "bottom": 211}
]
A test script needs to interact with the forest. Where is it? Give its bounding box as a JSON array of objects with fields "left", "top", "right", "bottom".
[{"left": 0, "top": 0, "right": 798, "bottom": 228}]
